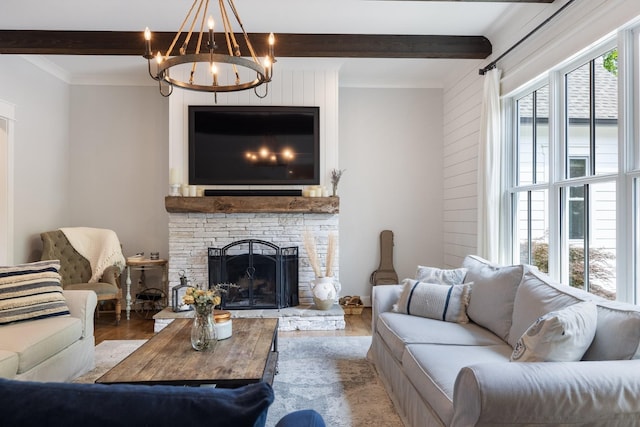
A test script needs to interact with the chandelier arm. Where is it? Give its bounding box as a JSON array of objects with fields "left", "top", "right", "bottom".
[
  {"left": 189, "top": 0, "right": 211, "bottom": 84},
  {"left": 159, "top": 78, "right": 173, "bottom": 97},
  {"left": 254, "top": 83, "right": 268, "bottom": 99},
  {"left": 227, "top": 0, "right": 258, "bottom": 61},
  {"left": 165, "top": 0, "right": 200, "bottom": 58},
  {"left": 147, "top": 59, "right": 160, "bottom": 81},
  {"left": 194, "top": 0, "right": 210, "bottom": 55},
  {"left": 219, "top": 2, "right": 240, "bottom": 82},
  {"left": 182, "top": 0, "right": 208, "bottom": 54},
  {"left": 219, "top": 0, "right": 235, "bottom": 56}
]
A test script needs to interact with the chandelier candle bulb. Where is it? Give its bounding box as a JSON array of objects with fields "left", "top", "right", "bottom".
[{"left": 144, "top": 27, "right": 152, "bottom": 57}]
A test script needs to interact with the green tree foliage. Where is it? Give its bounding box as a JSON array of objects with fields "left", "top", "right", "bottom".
[
  {"left": 522, "top": 240, "right": 614, "bottom": 297},
  {"left": 603, "top": 49, "right": 618, "bottom": 76}
]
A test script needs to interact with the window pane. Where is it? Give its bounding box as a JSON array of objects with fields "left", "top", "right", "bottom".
[
  {"left": 589, "top": 181, "right": 616, "bottom": 300},
  {"left": 594, "top": 50, "right": 618, "bottom": 175},
  {"left": 517, "top": 192, "right": 530, "bottom": 262},
  {"left": 517, "top": 94, "right": 534, "bottom": 185},
  {"left": 516, "top": 190, "right": 549, "bottom": 272},
  {"left": 564, "top": 182, "right": 616, "bottom": 299},
  {"left": 566, "top": 63, "right": 590, "bottom": 178},
  {"left": 535, "top": 86, "right": 550, "bottom": 183}
]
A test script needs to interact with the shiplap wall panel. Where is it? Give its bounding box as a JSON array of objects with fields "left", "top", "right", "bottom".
[{"left": 442, "top": 64, "right": 484, "bottom": 268}]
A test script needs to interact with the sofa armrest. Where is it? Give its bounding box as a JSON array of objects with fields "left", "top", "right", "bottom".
[
  {"left": 452, "top": 360, "right": 640, "bottom": 426},
  {"left": 63, "top": 290, "right": 98, "bottom": 339},
  {"left": 371, "top": 284, "right": 402, "bottom": 334}
]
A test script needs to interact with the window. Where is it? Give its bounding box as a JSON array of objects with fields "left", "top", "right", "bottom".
[
  {"left": 514, "top": 85, "right": 549, "bottom": 272},
  {"left": 509, "top": 46, "right": 620, "bottom": 301}
]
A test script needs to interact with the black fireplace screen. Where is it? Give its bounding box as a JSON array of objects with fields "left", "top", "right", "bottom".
[{"left": 208, "top": 239, "right": 299, "bottom": 309}]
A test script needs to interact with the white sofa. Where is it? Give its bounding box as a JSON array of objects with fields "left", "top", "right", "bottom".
[
  {"left": 368, "top": 255, "right": 640, "bottom": 426},
  {"left": 0, "top": 289, "right": 97, "bottom": 381}
]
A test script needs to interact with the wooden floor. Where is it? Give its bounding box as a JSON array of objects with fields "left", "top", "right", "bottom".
[{"left": 94, "top": 308, "right": 373, "bottom": 345}]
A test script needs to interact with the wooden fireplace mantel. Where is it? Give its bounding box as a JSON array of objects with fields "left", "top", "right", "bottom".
[{"left": 165, "top": 196, "right": 340, "bottom": 214}]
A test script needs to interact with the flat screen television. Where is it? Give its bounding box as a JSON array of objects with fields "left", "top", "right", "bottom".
[{"left": 188, "top": 105, "right": 320, "bottom": 185}]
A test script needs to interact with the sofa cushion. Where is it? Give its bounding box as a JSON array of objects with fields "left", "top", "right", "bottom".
[
  {"left": 511, "top": 301, "right": 598, "bottom": 362},
  {"left": 463, "top": 255, "right": 524, "bottom": 342},
  {"left": 0, "top": 260, "right": 70, "bottom": 325},
  {"left": 403, "top": 343, "right": 513, "bottom": 426},
  {"left": 415, "top": 265, "right": 467, "bottom": 285},
  {"left": 583, "top": 299, "right": 640, "bottom": 360},
  {"left": 508, "top": 269, "right": 586, "bottom": 348},
  {"left": 394, "top": 279, "right": 470, "bottom": 323},
  {"left": 0, "top": 378, "right": 274, "bottom": 427},
  {"left": 0, "top": 350, "right": 18, "bottom": 378},
  {"left": 377, "top": 312, "right": 506, "bottom": 362},
  {"left": 0, "top": 316, "right": 82, "bottom": 373}
]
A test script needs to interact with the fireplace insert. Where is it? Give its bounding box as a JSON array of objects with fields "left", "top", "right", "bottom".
[{"left": 208, "top": 239, "right": 299, "bottom": 309}]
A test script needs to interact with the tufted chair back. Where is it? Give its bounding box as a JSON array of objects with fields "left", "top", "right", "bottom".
[
  {"left": 40, "top": 229, "right": 123, "bottom": 325},
  {"left": 40, "top": 230, "right": 92, "bottom": 286}
]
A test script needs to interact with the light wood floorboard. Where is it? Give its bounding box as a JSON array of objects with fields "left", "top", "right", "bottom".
[{"left": 95, "top": 308, "right": 372, "bottom": 345}]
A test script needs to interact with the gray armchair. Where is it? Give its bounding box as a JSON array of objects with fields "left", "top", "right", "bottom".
[{"left": 40, "top": 229, "right": 123, "bottom": 325}]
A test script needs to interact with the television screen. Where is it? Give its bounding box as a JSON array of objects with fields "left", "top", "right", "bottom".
[{"left": 188, "top": 105, "right": 320, "bottom": 185}]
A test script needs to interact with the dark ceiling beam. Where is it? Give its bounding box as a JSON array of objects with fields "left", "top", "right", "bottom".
[{"left": 0, "top": 30, "right": 492, "bottom": 59}]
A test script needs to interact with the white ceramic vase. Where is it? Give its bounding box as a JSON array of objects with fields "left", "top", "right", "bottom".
[{"left": 311, "top": 277, "right": 339, "bottom": 310}]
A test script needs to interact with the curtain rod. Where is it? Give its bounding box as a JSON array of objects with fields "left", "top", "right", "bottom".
[{"left": 479, "top": 0, "right": 576, "bottom": 75}]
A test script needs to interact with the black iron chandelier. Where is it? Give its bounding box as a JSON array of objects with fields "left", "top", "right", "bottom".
[{"left": 143, "top": 0, "right": 275, "bottom": 99}]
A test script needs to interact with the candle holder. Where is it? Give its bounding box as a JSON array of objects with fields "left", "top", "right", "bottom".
[{"left": 170, "top": 184, "right": 181, "bottom": 196}]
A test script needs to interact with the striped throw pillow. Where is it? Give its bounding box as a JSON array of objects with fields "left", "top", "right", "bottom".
[
  {"left": 394, "top": 278, "right": 471, "bottom": 323},
  {"left": 0, "top": 260, "right": 70, "bottom": 325}
]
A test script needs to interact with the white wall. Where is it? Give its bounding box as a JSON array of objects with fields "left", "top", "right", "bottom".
[
  {"left": 339, "top": 88, "right": 444, "bottom": 300},
  {"left": 0, "top": 56, "right": 71, "bottom": 262},
  {"left": 68, "top": 85, "right": 169, "bottom": 258}
]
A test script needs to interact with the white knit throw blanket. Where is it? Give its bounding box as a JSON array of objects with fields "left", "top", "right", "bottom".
[{"left": 59, "top": 227, "right": 125, "bottom": 283}]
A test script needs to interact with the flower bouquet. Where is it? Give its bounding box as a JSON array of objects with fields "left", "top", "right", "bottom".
[{"left": 182, "top": 287, "right": 221, "bottom": 351}]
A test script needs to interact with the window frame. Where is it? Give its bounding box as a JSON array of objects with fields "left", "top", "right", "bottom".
[{"left": 506, "top": 34, "right": 630, "bottom": 301}]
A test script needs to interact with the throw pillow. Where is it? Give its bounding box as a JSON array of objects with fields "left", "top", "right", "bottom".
[
  {"left": 510, "top": 301, "right": 598, "bottom": 363},
  {"left": 463, "top": 255, "right": 524, "bottom": 342},
  {"left": 415, "top": 265, "right": 467, "bottom": 285},
  {"left": 0, "top": 260, "right": 70, "bottom": 325},
  {"left": 394, "top": 278, "right": 471, "bottom": 323}
]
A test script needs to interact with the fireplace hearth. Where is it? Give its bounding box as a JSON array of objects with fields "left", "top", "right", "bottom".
[{"left": 208, "top": 239, "right": 299, "bottom": 309}]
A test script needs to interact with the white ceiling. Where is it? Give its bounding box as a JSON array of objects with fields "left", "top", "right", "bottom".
[{"left": 1, "top": 0, "right": 550, "bottom": 88}]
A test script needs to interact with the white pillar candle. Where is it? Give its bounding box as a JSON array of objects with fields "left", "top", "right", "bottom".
[
  {"left": 189, "top": 185, "right": 197, "bottom": 197},
  {"left": 170, "top": 168, "right": 180, "bottom": 185}
]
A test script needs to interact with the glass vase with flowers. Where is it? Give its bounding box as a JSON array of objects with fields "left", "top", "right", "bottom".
[{"left": 182, "top": 287, "right": 221, "bottom": 351}]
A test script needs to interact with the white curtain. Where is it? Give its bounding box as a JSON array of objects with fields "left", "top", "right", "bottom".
[{"left": 477, "top": 68, "right": 503, "bottom": 263}]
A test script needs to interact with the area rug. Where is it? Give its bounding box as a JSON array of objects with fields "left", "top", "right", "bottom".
[
  {"left": 74, "top": 336, "right": 403, "bottom": 427},
  {"left": 73, "top": 339, "right": 147, "bottom": 384},
  {"left": 266, "top": 336, "right": 403, "bottom": 427}
]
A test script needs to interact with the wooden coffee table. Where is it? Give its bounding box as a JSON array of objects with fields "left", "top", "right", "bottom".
[{"left": 96, "top": 317, "right": 278, "bottom": 388}]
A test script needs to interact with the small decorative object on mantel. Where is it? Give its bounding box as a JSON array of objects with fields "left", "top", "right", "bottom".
[
  {"left": 330, "top": 168, "right": 346, "bottom": 197},
  {"left": 182, "top": 286, "right": 221, "bottom": 351},
  {"left": 169, "top": 168, "right": 181, "bottom": 196},
  {"left": 304, "top": 230, "right": 341, "bottom": 310}
]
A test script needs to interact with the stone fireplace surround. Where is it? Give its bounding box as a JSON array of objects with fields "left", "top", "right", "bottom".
[{"left": 163, "top": 196, "right": 344, "bottom": 331}]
